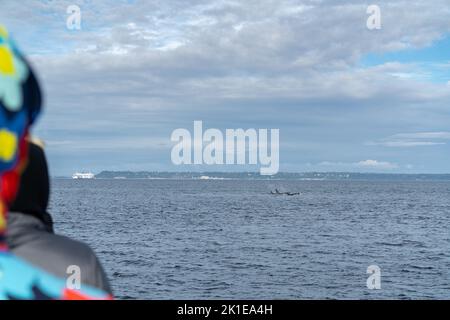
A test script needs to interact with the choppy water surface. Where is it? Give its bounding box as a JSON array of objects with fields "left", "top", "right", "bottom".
[{"left": 49, "top": 179, "right": 450, "bottom": 299}]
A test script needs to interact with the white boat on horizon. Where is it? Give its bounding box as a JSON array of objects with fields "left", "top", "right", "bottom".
[{"left": 72, "top": 172, "right": 95, "bottom": 179}]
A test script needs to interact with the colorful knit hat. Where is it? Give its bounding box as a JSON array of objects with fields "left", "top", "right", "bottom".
[{"left": 0, "top": 26, "right": 40, "bottom": 250}]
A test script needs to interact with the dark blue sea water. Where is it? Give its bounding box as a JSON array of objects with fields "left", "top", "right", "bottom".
[{"left": 49, "top": 179, "right": 450, "bottom": 299}]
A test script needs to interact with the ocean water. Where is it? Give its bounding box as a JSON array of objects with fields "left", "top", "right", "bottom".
[{"left": 49, "top": 179, "right": 450, "bottom": 299}]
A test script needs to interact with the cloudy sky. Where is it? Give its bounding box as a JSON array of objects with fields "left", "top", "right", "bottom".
[{"left": 1, "top": 0, "right": 450, "bottom": 175}]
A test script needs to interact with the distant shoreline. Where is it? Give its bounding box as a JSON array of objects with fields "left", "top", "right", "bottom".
[{"left": 53, "top": 171, "right": 450, "bottom": 181}]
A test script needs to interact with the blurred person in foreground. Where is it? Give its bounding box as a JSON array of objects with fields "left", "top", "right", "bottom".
[
  {"left": 7, "top": 139, "right": 113, "bottom": 295},
  {"left": 0, "top": 26, "right": 112, "bottom": 299}
]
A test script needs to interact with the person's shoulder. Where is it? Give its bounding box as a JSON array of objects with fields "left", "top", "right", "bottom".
[
  {"left": 49, "top": 233, "right": 97, "bottom": 258},
  {"left": 13, "top": 230, "right": 113, "bottom": 294},
  {"left": 7, "top": 212, "right": 113, "bottom": 294},
  {"left": 25, "top": 230, "right": 94, "bottom": 263}
]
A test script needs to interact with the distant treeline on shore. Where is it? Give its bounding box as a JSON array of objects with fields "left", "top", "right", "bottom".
[{"left": 55, "top": 171, "right": 450, "bottom": 181}]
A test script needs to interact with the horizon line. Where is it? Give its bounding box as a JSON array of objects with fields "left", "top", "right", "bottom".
[{"left": 54, "top": 171, "right": 450, "bottom": 177}]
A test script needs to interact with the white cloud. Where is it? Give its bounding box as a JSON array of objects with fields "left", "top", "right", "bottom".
[
  {"left": 367, "top": 141, "right": 446, "bottom": 147},
  {"left": 1, "top": 0, "right": 450, "bottom": 174},
  {"left": 319, "top": 160, "right": 398, "bottom": 170},
  {"left": 391, "top": 132, "right": 450, "bottom": 139},
  {"left": 356, "top": 160, "right": 398, "bottom": 170},
  {"left": 368, "top": 131, "right": 450, "bottom": 148}
]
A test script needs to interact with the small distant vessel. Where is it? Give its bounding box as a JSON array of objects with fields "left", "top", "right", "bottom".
[{"left": 72, "top": 172, "right": 95, "bottom": 179}]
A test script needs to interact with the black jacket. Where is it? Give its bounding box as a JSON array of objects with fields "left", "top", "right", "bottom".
[{"left": 6, "top": 142, "right": 112, "bottom": 295}]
